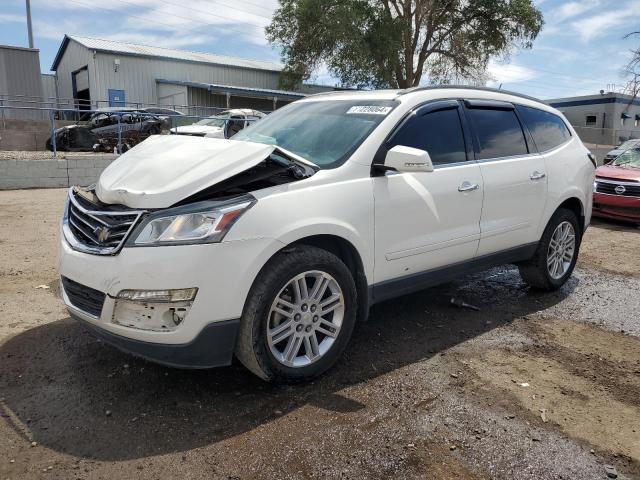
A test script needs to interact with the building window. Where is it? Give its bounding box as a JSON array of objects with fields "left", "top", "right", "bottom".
[
  {"left": 621, "top": 112, "right": 631, "bottom": 126},
  {"left": 585, "top": 115, "right": 597, "bottom": 126}
]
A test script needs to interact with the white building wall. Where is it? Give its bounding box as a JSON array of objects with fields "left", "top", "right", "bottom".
[{"left": 549, "top": 93, "right": 640, "bottom": 145}]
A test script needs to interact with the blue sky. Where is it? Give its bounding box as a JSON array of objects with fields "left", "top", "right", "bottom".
[{"left": 1, "top": 0, "right": 639, "bottom": 99}]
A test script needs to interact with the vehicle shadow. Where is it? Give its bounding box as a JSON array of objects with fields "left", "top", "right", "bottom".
[{"left": 0, "top": 266, "right": 576, "bottom": 461}]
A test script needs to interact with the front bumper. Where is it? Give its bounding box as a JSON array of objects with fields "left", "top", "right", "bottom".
[
  {"left": 72, "top": 313, "right": 239, "bottom": 368},
  {"left": 59, "top": 232, "right": 284, "bottom": 366},
  {"left": 593, "top": 192, "right": 640, "bottom": 222}
]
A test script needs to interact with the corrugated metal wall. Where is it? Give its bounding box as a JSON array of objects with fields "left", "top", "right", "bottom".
[
  {"left": 53, "top": 40, "right": 93, "bottom": 105},
  {"left": 89, "top": 50, "right": 281, "bottom": 107},
  {"left": 157, "top": 82, "right": 188, "bottom": 111},
  {"left": 186, "top": 86, "right": 291, "bottom": 114},
  {"left": 0, "top": 46, "right": 45, "bottom": 119},
  {"left": 229, "top": 95, "right": 277, "bottom": 111},
  {"left": 53, "top": 39, "right": 333, "bottom": 112},
  {"left": 41, "top": 74, "right": 57, "bottom": 106},
  {"left": 188, "top": 87, "right": 227, "bottom": 113}
]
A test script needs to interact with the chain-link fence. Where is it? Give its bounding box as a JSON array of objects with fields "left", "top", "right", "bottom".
[
  {"left": 0, "top": 93, "right": 239, "bottom": 119},
  {"left": 0, "top": 103, "right": 267, "bottom": 156}
]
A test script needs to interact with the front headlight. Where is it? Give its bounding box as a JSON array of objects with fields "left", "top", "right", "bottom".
[{"left": 127, "top": 195, "right": 255, "bottom": 246}]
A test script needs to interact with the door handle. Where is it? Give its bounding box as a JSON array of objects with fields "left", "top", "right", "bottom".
[
  {"left": 530, "top": 171, "right": 546, "bottom": 180},
  {"left": 458, "top": 181, "right": 480, "bottom": 192}
]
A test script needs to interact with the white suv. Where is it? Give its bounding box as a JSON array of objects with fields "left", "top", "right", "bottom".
[{"left": 59, "top": 87, "right": 595, "bottom": 382}]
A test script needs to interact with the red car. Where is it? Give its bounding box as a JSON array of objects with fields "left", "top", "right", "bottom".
[{"left": 593, "top": 148, "right": 640, "bottom": 223}]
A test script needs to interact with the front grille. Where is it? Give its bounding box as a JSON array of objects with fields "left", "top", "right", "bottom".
[
  {"left": 63, "top": 187, "right": 145, "bottom": 255},
  {"left": 61, "top": 276, "right": 106, "bottom": 317},
  {"left": 595, "top": 179, "right": 640, "bottom": 197}
]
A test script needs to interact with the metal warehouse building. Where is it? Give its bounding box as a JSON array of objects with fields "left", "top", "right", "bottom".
[
  {"left": 548, "top": 92, "right": 640, "bottom": 145},
  {"left": 0, "top": 44, "right": 48, "bottom": 119},
  {"left": 51, "top": 35, "right": 338, "bottom": 114}
]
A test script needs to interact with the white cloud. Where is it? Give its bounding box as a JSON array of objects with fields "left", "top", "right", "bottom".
[
  {"left": 30, "top": 0, "right": 277, "bottom": 46},
  {"left": 548, "top": 1, "right": 601, "bottom": 23},
  {"left": 102, "top": 32, "right": 214, "bottom": 49},
  {"left": 486, "top": 61, "right": 538, "bottom": 86},
  {"left": 122, "top": 3, "right": 269, "bottom": 45},
  {"left": 572, "top": 3, "right": 639, "bottom": 42},
  {"left": 0, "top": 13, "right": 25, "bottom": 23},
  {"left": 531, "top": 45, "right": 580, "bottom": 62}
]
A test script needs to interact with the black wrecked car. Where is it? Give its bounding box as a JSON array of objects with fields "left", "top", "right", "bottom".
[{"left": 46, "top": 108, "right": 181, "bottom": 152}]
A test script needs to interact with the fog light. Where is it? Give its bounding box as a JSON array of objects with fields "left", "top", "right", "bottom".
[
  {"left": 111, "top": 288, "right": 197, "bottom": 332},
  {"left": 116, "top": 288, "right": 197, "bottom": 303}
]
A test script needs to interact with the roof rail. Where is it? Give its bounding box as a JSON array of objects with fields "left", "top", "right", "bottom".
[
  {"left": 301, "top": 84, "right": 543, "bottom": 103},
  {"left": 399, "top": 85, "right": 542, "bottom": 103},
  {"left": 305, "top": 90, "right": 351, "bottom": 98}
]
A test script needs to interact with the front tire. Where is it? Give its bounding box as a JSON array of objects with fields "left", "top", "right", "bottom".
[
  {"left": 518, "top": 208, "right": 581, "bottom": 290},
  {"left": 235, "top": 245, "right": 357, "bottom": 383}
]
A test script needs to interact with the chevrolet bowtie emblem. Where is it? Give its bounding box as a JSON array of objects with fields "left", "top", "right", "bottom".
[{"left": 93, "top": 226, "right": 110, "bottom": 243}]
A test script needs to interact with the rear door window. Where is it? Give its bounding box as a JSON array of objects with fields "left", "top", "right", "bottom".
[
  {"left": 467, "top": 108, "right": 528, "bottom": 160},
  {"left": 389, "top": 107, "right": 467, "bottom": 165},
  {"left": 517, "top": 105, "right": 571, "bottom": 152}
]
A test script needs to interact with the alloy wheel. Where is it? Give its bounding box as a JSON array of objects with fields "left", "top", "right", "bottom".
[
  {"left": 547, "top": 221, "right": 576, "bottom": 280},
  {"left": 267, "top": 270, "right": 345, "bottom": 368}
]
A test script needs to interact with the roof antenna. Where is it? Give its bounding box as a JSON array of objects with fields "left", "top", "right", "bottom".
[{"left": 498, "top": 83, "right": 503, "bottom": 90}]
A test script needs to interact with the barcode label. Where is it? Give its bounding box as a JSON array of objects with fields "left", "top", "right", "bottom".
[{"left": 346, "top": 106, "right": 393, "bottom": 115}]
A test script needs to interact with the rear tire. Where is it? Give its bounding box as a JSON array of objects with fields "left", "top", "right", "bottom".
[
  {"left": 518, "top": 208, "right": 581, "bottom": 291},
  {"left": 235, "top": 245, "right": 357, "bottom": 383}
]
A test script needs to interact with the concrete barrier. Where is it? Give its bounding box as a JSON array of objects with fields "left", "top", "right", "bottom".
[
  {"left": 0, "top": 154, "right": 118, "bottom": 190},
  {"left": 0, "top": 119, "right": 77, "bottom": 151}
]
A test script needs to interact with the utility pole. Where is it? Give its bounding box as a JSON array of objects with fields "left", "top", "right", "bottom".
[{"left": 25, "top": 0, "right": 34, "bottom": 48}]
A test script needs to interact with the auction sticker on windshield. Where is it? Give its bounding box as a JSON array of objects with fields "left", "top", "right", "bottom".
[{"left": 346, "top": 106, "right": 393, "bottom": 115}]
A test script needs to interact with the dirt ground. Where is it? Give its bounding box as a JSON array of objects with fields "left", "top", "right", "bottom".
[{"left": 1, "top": 188, "right": 639, "bottom": 480}]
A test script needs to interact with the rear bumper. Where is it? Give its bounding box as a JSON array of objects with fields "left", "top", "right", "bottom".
[
  {"left": 593, "top": 192, "right": 640, "bottom": 222},
  {"left": 72, "top": 312, "right": 240, "bottom": 369}
]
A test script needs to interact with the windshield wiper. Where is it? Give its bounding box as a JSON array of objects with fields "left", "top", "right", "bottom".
[
  {"left": 269, "top": 149, "right": 318, "bottom": 179},
  {"left": 274, "top": 146, "right": 319, "bottom": 170}
]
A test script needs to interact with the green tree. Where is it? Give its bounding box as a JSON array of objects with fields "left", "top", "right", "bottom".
[{"left": 266, "top": 0, "right": 543, "bottom": 89}]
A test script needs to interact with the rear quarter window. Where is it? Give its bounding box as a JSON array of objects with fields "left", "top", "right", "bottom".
[{"left": 517, "top": 105, "right": 571, "bottom": 152}]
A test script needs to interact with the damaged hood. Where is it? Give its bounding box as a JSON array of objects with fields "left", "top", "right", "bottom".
[{"left": 95, "top": 135, "right": 275, "bottom": 208}]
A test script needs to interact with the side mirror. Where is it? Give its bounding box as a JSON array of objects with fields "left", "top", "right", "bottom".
[{"left": 383, "top": 145, "right": 434, "bottom": 173}]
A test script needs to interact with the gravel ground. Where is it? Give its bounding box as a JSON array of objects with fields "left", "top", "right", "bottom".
[{"left": 0, "top": 188, "right": 639, "bottom": 480}]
